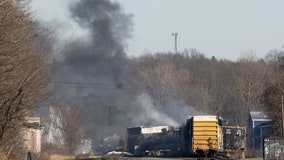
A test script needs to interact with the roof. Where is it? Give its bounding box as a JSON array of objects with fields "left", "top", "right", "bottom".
[
  {"left": 141, "top": 126, "right": 170, "bottom": 134},
  {"left": 187, "top": 115, "right": 217, "bottom": 120},
  {"left": 250, "top": 111, "right": 271, "bottom": 122},
  {"left": 194, "top": 115, "right": 217, "bottom": 121}
]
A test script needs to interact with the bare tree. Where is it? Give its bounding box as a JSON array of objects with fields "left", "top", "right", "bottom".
[
  {"left": 42, "top": 105, "right": 85, "bottom": 155},
  {"left": 0, "top": 0, "right": 50, "bottom": 158},
  {"left": 260, "top": 49, "right": 284, "bottom": 135},
  {"left": 139, "top": 60, "right": 190, "bottom": 104},
  {"left": 229, "top": 53, "right": 269, "bottom": 124},
  {"left": 59, "top": 106, "right": 85, "bottom": 154}
]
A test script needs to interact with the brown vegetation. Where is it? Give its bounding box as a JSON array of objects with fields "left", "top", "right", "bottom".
[
  {"left": 0, "top": 0, "right": 50, "bottom": 159},
  {"left": 51, "top": 105, "right": 85, "bottom": 154},
  {"left": 260, "top": 49, "right": 284, "bottom": 135},
  {"left": 127, "top": 50, "right": 283, "bottom": 127}
]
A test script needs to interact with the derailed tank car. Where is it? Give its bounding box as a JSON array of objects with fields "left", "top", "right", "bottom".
[{"left": 126, "top": 126, "right": 184, "bottom": 156}]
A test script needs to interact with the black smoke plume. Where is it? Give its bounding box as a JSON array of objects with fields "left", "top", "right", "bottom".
[
  {"left": 49, "top": 0, "right": 201, "bottom": 153},
  {"left": 51, "top": 0, "right": 135, "bottom": 146}
]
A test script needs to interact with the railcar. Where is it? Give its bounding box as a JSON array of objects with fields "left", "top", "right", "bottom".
[
  {"left": 127, "top": 126, "right": 183, "bottom": 156},
  {"left": 220, "top": 126, "right": 246, "bottom": 158},
  {"left": 185, "top": 115, "right": 222, "bottom": 157},
  {"left": 126, "top": 115, "right": 245, "bottom": 158}
]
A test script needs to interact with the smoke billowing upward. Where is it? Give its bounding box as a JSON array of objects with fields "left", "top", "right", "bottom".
[
  {"left": 55, "top": 0, "right": 132, "bottom": 82},
  {"left": 51, "top": 0, "right": 136, "bottom": 142},
  {"left": 49, "top": 0, "right": 203, "bottom": 152}
]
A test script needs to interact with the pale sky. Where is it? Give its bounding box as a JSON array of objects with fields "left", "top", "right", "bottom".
[{"left": 31, "top": 0, "right": 284, "bottom": 61}]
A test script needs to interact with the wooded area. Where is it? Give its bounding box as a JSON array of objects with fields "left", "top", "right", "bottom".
[{"left": 125, "top": 49, "right": 284, "bottom": 130}]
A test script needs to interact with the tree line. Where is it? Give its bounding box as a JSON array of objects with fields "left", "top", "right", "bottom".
[{"left": 126, "top": 49, "right": 284, "bottom": 133}]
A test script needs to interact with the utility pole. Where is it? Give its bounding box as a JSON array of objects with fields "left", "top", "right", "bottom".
[{"left": 172, "top": 32, "right": 178, "bottom": 54}]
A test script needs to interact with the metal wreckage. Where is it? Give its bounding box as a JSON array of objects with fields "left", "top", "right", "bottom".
[
  {"left": 79, "top": 115, "right": 246, "bottom": 160},
  {"left": 125, "top": 115, "right": 246, "bottom": 158}
]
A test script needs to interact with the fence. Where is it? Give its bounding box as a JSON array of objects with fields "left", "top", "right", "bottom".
[{"left": 263, "top": 137, "right": 284, "bottom": 160}]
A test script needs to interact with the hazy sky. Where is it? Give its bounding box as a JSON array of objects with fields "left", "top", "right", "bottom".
[{"left": 32, "top": 0, "right": 284, "bottom": 61}]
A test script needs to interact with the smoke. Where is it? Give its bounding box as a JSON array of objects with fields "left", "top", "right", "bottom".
[
  {"left": 160, "top": 99, "right": 205, "bottom": 124},
  {"left": 51, "top": 0, "right": 135, "bottom": 143},
  {"left": 134, "top": 93, "right": 204, "bottom": 126},
  {"left": 135, "top": 94, "right": 179, "bottom": 126},
  {"left": 47, "top": 0, "right": 203, "bottom": 152},
  {"left": 54, "top": 0, "right": 132, "bottom": 82}
]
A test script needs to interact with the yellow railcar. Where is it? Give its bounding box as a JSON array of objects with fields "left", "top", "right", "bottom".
[{"left": 186, "top": 115, "right": 222, "bottom": 157}]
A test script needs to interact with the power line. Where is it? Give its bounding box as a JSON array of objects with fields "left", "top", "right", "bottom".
[
  {"left": 50, "top": 80, "right": 191, "bottom": 86},
  {"left": 50, "top": 81, "right": 114, "bottom": 86},
  {"left": 50, "top": 74, "right": 257, "bottom": 90},
  {"left": 51, "top": 84, "right": 123, "bottom": 90},
  {"left": 49, "top": 80, "right": 191, "bottom": 90},
  {"left": 49, "top": 81, "right": 144, "bottom": 90}
]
